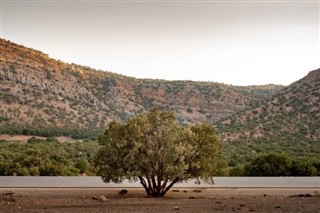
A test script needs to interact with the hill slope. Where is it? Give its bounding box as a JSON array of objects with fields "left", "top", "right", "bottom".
[
  {"left": 217, "top": 68, "right": 320, "bottom": 163},
  {"left": 0, "top": 38, "right": 282, "bottom": 138}
]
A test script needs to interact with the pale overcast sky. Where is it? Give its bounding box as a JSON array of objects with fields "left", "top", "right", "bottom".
[{"left": 1, "top": 0, "right": 319, "bottom": 86}]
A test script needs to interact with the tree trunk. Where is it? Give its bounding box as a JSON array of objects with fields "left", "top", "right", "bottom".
[{"left": 138, "top": 176, "right": 180, "bottom": 197}]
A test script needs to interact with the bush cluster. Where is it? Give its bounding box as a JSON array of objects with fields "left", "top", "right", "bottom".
[{"left": 0, "top": 140, "right": 98, "bottom": 176}]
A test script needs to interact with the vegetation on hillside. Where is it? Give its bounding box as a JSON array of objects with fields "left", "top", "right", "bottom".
[
  {"left": 217, "top": 69, "right": 320, "bottom": 170},
  {"left": 0, "top": 38, "right": 282, "bottom": 138},
  {"left": 1, "top": 39, "right": 319, "bottom": 177}
]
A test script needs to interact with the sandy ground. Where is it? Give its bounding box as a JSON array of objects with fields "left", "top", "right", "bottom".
[{"left": 0, "top": 187, "right": 319, "bottom": 213}]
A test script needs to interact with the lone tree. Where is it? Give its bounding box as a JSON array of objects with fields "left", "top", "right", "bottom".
[{"left": 94, "top": 108, "right": 221, "bottom": 197}]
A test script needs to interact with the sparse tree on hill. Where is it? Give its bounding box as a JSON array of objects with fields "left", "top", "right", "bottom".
[{"left": 94, "top": 108, "right": 221, "bottom": 197}]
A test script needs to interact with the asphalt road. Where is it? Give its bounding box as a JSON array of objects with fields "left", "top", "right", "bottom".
[{"left": 1, "top": 176, "right": 319, "bottom": 188}]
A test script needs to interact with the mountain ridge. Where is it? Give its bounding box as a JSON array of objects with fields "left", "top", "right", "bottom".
[
  {"left": 0, "top": 38, "right": 283, "bottom": 138},
  {"left": 217, "top": 68, "right": 320, "bottom": 163}
]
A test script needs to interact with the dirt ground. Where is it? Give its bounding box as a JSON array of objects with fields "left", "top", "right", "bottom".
[
  {"left": 0, "top": 187, "right": 319, "bottom": 213},
  {"left": 0, "top": 135, "right": 78, "bottom": 143}
]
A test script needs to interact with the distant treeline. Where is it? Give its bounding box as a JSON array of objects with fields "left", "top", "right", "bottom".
[
  {"left": 0, "top": 123, "right": 103, "bottom": 139},
  {"left": 0, "top": 139, "right": 98, "bottom": 176},
  {"left": 229, "top": 152, "right": 320, "bottom": 176},
  {"left": 0, "top": 139, "right": 319, "bottom": 176}
]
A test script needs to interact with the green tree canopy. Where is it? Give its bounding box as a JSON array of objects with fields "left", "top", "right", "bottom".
[
  {"left": 290, "top": 158, "right": 318, "bottom": 176},
  {"left": 244, "top": 152, "right": 292, "bottom": 176},
  {"left": 94, "top": 108, "right": 221, "bottom": 197}
]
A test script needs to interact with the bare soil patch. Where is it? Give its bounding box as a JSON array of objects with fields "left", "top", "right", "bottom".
[
  {"left": 0, "top": 135, "right": 79, "bottom": 143},
  {"left": 0, "top": 188, "right": 319, "bottom": 213}
]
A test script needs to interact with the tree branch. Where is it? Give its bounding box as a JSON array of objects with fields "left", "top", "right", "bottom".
[
  {"left": 146, "top": 176, "right": 152, "bottom": 196},
  {"left": 138, "top": 176, "right": 149, "bottom": 195},
  {"left": 160, "top": 177, "right": 168, "bottom": 194},
  {"left": 151, "top": 176, "right": 157, "bottom": 195},
  {"left": 160, "top": 177, "right": 179, "bottom": 197}
]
